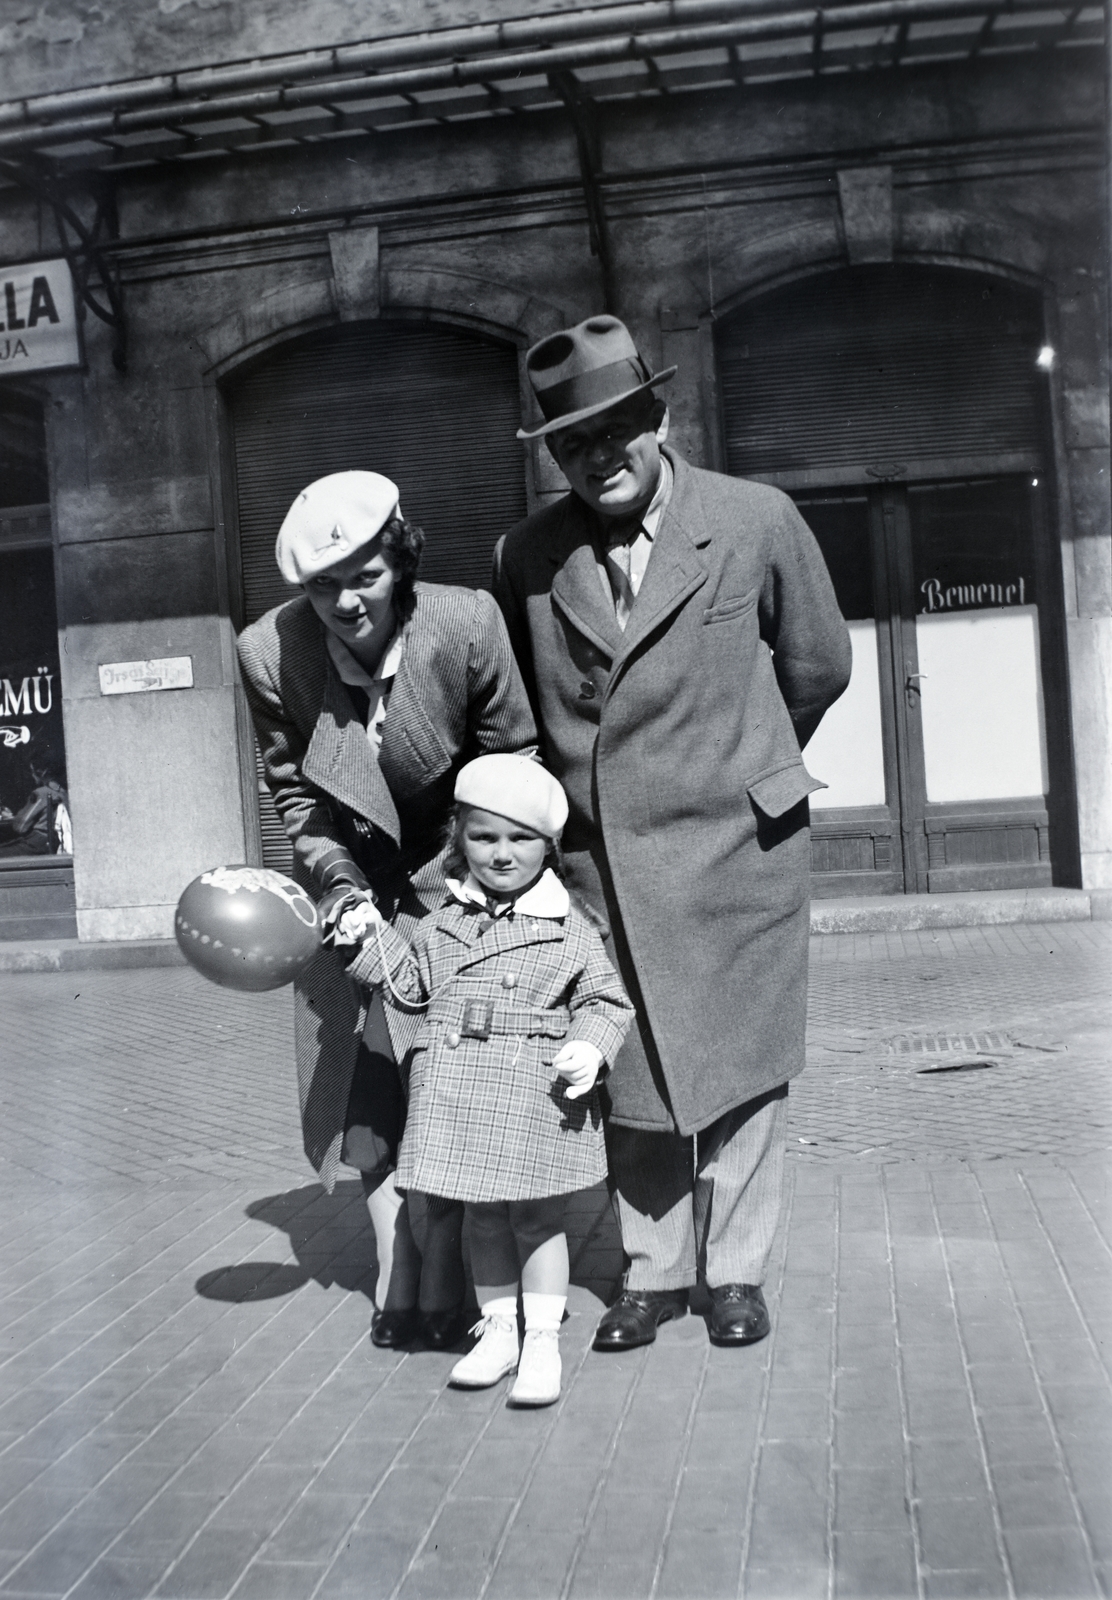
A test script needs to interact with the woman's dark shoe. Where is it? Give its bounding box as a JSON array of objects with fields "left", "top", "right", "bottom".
[
  {"left": 592, "top": 1289, "right": 688, "bottom": 1351},
  {"left": 370, "top": 1307, "right": 420, "bottom": 1349},
  {"left": 421, "top": 1306, "right": 469, "bottom": 1350},
  {"left": 707, "top": 1284, "right": 770, "bottom": 1346}
]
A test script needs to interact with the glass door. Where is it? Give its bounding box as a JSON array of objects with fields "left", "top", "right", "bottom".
[
  {"left": 799, "top": 475, "right": 1056, "bottom": 895},
  {"left": 906, "top": 477, "right": 1051, "bottom": 892}
]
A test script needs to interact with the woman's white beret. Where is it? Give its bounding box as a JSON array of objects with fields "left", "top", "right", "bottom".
[
  {"left": 276, "top": 471, "right": 401, "bottom": 584},
  {"left": 455, "top": 755, "right": 568, "bottom": 839}
]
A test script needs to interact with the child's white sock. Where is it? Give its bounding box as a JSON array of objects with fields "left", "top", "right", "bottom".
[
  {"left": 478, "top": 1294, "right": 518, "bottom": 1325},
  {"left": 522, "top": 1292, "right": 566, "bottom": 1333}
]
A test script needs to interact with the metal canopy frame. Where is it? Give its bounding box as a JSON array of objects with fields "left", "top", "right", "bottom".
[
  {"left": 0, "top": 0, "right": 1102, "bottom": 177},
  {"left": 0, "top": 161, "right": 127, "bottom": 369}
]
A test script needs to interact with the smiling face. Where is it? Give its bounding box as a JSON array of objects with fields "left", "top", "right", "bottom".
[
  {"left": 303, "top": 541, "right": 398, "bottom": 660},
  {"left": 460, "top": 806, "right": 549, "bottom": 898},
  {"left": 547, "top": 394, "right": 669, "bottom": 519}
]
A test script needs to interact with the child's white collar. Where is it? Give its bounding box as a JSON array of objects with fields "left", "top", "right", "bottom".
[{"left": 446, "top": 869, "right": 569, "bottom": 920}]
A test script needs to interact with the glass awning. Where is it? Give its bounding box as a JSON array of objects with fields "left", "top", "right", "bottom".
[{"left": 0, "top": 0, "right": 1102, "bottom": 176}]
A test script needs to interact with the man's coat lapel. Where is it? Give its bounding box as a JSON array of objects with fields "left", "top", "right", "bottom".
[
  {"left": 612, "top": 454, "right": 710, "bottom": 668},
  {"left": 548, "top": 501, "right": 623, "bottom": 660}
]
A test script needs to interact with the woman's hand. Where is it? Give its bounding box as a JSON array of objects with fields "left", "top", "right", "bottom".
[
  {"left": 320, "top": 887, "right": 383, "bottom": 947},
  {"left": 551, "top": 1040, "right": 604, "bottom": 1099},
  {"left": 336, "top": 900, "right": 385, "bottom": 945}
]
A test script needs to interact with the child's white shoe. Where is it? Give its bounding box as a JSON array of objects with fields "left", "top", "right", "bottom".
[
  {"left": 508, "top": 1328, "right": 561, "bottom": 1407},
  {"left": 449, "top": 1314, "right": 519, "bottom": 1389}
]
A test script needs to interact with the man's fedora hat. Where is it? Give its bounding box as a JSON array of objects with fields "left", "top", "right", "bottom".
[{"left": 517, "top": 315, "right": 675, "bottom": 441}]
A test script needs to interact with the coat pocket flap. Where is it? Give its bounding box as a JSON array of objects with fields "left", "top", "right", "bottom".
[
  {"left": 703, "top": 588, "right": 757, "bottom": 624},
  {"left": 747, "top": 764, "right": 825, "bottom": 819}
]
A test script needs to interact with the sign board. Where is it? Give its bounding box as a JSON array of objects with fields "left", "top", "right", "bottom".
[
  {"left": 98, "top": 657, "right": 194, "bottom": 696},
  {"left": 0, "top": 259, "right": 80, "bottom": 376}
]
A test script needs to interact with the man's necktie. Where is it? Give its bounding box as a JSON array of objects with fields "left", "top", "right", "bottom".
[{"left": 605, "top": 520, "right": 643, "bottom": 631}]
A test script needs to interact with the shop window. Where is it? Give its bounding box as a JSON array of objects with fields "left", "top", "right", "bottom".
[{"left": 0, "top": 389, "right": 76, "bottom": 937}]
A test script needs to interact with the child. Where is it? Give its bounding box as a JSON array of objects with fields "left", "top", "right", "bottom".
[{"left": 345, "top": 754, "right": 633, "bottom": 1406}]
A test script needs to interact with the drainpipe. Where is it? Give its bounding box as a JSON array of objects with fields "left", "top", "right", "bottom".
[{"left": 549, "top": 69, "right": 618, "bottom": 315}]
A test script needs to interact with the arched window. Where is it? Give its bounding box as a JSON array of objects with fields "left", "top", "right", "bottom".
[
  {"left": 225, "top": 318, "right": 529, "bottom": 867},
  {"left": 228, "top": 318, "right": 528, "bottom": 626},
  {"left": 715, "top": 265, "right": 1074, "bottom": 895}
]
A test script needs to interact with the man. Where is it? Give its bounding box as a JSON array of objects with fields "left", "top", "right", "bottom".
[{"left": 493, "top": 315, "right": 851, "bottom": 1351}]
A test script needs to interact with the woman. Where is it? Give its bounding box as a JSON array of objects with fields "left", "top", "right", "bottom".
[{"left": 237, "top": 470, "right": 536, "bottom": 1348}]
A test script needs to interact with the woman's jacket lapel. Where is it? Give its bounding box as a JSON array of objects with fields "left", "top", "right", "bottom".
[{"left": 301, "top": 656, "right": 402, "bottom": 846}]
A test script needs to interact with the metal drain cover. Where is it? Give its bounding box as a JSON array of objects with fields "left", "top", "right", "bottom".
[{"left": 883, "top": 1030, "right": 1011, "bottom": 1056}]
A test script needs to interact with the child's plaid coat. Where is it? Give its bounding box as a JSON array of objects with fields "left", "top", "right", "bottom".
[{"left": 347, "top": 892, "right": 634, "bottom": 1202}]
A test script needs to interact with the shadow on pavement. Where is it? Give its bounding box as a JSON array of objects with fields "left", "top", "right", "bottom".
[
  {"left": 195, "top": 1262, "right": 312, "bottom": 1301},
  {"left": 195, "top": 1180, "right": 376, "bottom": 1303}
]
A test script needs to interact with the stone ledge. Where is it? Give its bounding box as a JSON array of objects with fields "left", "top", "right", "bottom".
[
  {"left": 0, "top": 938, "right": 187, "bottom": 973},
  {"left": 811, "top": 887, "right": 1096, "bottom": 935},
  {"left": 0, "top": 888, "right": 1104, "bottom": 965}
]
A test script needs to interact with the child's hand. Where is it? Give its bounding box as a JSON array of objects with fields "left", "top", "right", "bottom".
[{"left": 551, "top": 1041, "right": 604, "bottom": 1099}]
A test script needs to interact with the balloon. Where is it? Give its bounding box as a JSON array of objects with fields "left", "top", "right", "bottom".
[{"left": 175, "top": 866, "right": 321, "bottom": 991}]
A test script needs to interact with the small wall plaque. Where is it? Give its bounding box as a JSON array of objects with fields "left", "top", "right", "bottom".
[{"left": 98, "top": 656, "right": 194, "bottom": 695}]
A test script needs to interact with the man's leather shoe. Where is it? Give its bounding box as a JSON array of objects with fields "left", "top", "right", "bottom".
[
  {"left": 707, "top": 1284, "right": 770, "bottom": 1346},
  {"left": 370, "top": 1307, "right": 420, "bottom": 1349},
  {"left": 592, "top": 1289, "right": 688, "bottom": 1351},
  {"left": 421, "top": 1306, "right": 468, "bottom": 1350}
]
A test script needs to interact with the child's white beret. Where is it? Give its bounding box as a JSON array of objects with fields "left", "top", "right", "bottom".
[
  {"left": 276, "top": 471, "right": 401, "bottom": 585},
  {"left": 455, "top": 755, "right": 568, "bottom": 840}
]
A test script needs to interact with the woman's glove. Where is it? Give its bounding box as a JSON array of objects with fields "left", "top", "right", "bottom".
[
  {"left": 319, "top": 887, "right": 383, "bottom": 947},
  {"left": 551, "top": 1040, "right": 604, "bottom": 1100}
]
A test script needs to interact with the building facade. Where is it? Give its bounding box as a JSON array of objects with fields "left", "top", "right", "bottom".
[{"left": 0, "top": 0, "right": 1107, "bottom": 940}]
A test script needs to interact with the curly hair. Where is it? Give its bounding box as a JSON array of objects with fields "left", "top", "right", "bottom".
[
  {"left": 442, "top": 802, "right": 564, "bottom": 884},
  {"left": 380, "top": 514, "right": 425, "bottom": 622}
]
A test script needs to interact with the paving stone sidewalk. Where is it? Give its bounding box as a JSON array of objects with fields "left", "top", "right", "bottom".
[{"left": 0, "top": 922, "right": 1107, "bottom": 1600}]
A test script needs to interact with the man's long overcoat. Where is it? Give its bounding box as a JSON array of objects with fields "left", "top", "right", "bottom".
[
  {"left": 493, "top": 449, "right": 851, "bottom": 1136},
  {"left": 237, "top": 584, "right": 536, "bottom": 1190}
]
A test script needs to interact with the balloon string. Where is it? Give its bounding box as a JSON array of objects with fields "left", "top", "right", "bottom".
[{"left": 373, "top": 918, "right": 430, "bottom": 1013}]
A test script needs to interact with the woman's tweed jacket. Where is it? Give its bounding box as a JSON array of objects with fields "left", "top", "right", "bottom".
[
  {"left": 347, "top": 885, "right": 634, "bottom": 1202},
  {"left": 236, "top": 584, "right": 537, "bottom": 1192}
]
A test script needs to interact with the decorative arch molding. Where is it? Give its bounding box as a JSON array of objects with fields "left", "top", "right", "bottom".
[
  {"left": 380, "top": 263, "right": 567, "bottom": 349},
  {"left": 196, "top": 275, "right": 337, "bottom": 378},
  {"left": 196, "top": 259, "right": 568, "bottom": 382},
  {"left": 705, "top": 205, "right": 1055, "bottom": 327}
]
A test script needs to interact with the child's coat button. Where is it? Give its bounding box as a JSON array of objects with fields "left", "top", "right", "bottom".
[
  {"left": 446, "top": 1030, "right": 461, "bottom": 1049},
  {"left": 501, "top": 972, "right": 517, "bottom": 989}
]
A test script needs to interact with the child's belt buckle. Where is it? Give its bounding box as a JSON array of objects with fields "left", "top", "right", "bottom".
[{"left": 461, "top": 1001, "right": 494, "bottom": 1040}]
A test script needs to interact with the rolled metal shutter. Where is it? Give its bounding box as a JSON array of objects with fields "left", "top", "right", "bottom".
[
  {"left": 716, "top": 265, "right": 1044, "bottom": 477},
  {"left": 227, "top": 319, "right": 528, "bottom": 870}
]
